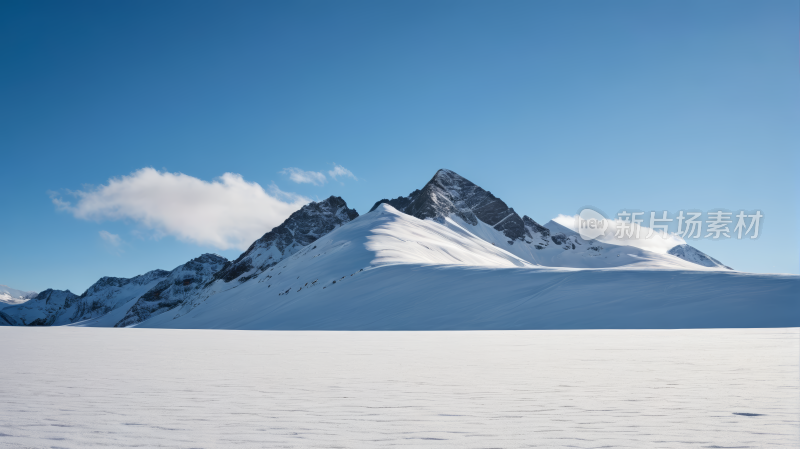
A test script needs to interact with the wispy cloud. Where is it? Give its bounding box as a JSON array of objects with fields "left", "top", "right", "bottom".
[
  {"left": 279, "top": 164, "right": 357, "bottom": 185},
  {"left": 99, "top": 230, "right": 123, "bottom": 254},
  {"left": 99, "top": 230, "right": 122, "bottom": 247},
  {"left": 51, "top": 168, "right": 309, "bottom": 251},
  {"left": 281, "top": 168, "right": 327, "bottom": 186},
  {"left": 328, "top": 164, "right": 357, "bottom": 181}
]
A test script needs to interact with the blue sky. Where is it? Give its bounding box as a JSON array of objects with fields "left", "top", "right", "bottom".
[{"left": 1, "top": 0, "right": 797, "bottom": 293}]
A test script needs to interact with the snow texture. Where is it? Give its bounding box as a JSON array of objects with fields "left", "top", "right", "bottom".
[{"left": 0, "top": 326, "right": 797, "bottom": 448}]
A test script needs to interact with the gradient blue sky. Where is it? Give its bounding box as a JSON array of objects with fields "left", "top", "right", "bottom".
[{"left": 2, "top": 0, "right": 798, "bottom": 293}]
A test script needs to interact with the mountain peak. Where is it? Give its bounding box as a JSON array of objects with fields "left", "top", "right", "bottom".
[
  {"left": 321, "top": 195, "right": 347, "bottom": 206},
  {"left": 193, "top": 253, "right": 228, "bottom": 264},
  {"left": 432, "top": 168, "right": 460, "bottom": 180},
  {"left": 668, "top": 244, "right": 733, "bottom": 270},
  {"left": 370, "top": 169, "right": 539, "bottom": 243}
]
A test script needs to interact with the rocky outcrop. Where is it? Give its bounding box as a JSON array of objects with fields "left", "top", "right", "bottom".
[
  {"left": 211, "top": 196, "right": 359, "bottom": 284},
  {"left": 115, "top": 253, "right": 228, "bottom": 327},
  {"left": 370, "top": 169, "right": 549, "bottom": 245}
]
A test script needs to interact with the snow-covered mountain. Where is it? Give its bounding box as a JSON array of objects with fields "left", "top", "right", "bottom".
[
  {"left": 1, "top": 289, "right": 79, "bottom": 326},
  {"left": 371, "top": 169, "right": 539, "bottom": 243},
  {"left": 1, "top": 269, "right": 169, "bottom": 326},
  {"left": 668, "top": 244, "right": 732, "bottom": 270},
  {"left": 4, "top": 169, "right": 791, "bottom": 330},
  {"left": 210, "top": 195, "right": 359, "bottom": 284},
  {"left": 125, "top": 204, "right": 798, "bottom": 330},
  {"left": 0, "top": 255, "right": 227, "bottom": 327},
  {"left": 0, "top": 285, "right": 37, "bottom": 309},
  {"left": 1, "top": 196, "right": 357, "bottom": 328},
  {"left": 371, "top": 169, "right": 722, "bottom": 270},
  {"left": 114, "top": 254, "right": 228, "bottom": 327}
]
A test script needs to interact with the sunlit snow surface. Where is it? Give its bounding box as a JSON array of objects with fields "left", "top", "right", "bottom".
[{"left": 1, "top": 327, "right": 798, "bottom": 448}]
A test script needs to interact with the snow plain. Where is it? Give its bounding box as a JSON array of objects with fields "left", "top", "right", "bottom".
[{"left": 1, "top": 327, "right": 797, "bottom": 448}]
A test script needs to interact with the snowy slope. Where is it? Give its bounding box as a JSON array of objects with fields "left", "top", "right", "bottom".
[
  {"left": 669, "top": 244, "right": 733, "bottom": 269},
  {"left": 7, "top": 197, "right": 356, "bottom": 328},
  {"left": 0, "top": 285, "right": 36, "bottom": 309},
  {"left": 128, "top": 205, "right": 798, "bottom": 330},
  {"left": 547, "top": 218, "right": 734, "bottom": 270},
  {"left": 124, "top": 204, "right": 535, "bottom": 328},
  {"left": 111, "top": 198, "right": 359, "bottom": 327},
  {"left": 114, "top": 254, "right": 227, "bottom": 327},
  {"left": 210, "top": 196, "right": 358, "bottom": 284},
  {"left": 373, "top": 169, "right": 727, "bottom": 270}
]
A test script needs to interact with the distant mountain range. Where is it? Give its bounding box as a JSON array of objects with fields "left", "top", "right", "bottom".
[
  {"left": 2, "top": 169, "right": 796, "bottom": 329},
  {"left": 0, "top": 285, "right": 37, "bottom": 309}
]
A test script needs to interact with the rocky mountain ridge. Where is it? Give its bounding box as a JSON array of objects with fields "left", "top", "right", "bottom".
[
  {"left": 371, "top": 169, "right": 549, "bottom": 246},
  {"left": 2, "top": 170, "right": 734, "bottom": 328},
  {"left": 211, "top": 196, "right": 359, "bottom": 284}
]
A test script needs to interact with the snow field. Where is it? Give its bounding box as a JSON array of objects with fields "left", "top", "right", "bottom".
[{"left": 0, "top": 327, "right": 797, "bottom": 448}]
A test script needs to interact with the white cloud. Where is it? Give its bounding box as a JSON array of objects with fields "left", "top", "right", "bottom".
[
  {"left": 552, "top": 214, "right": 686, "bottom": 254},
  {"left": 279, "top": 164, "right": 356, "bottom": 185},
  {"left": 52, "top": 168, "right": 309, "bottom": 251},
  {"left": 328, "top": 164, "right": 357, "bottom": 181},
  {"left": 99, "top": 230, "right": 122, "bottom": 247},
  {"left": 281, "top": 168, "right": 327, "bottom": 186}
]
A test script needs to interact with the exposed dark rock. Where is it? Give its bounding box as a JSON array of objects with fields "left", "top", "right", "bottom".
[
  {"left": 215, "top": 259, "right": 253, "bottom": 283},
  {"left": 369, "top": 189, "right": 422, "bottom": 213},
  {"left": 369, "top": 169, "right": 548, "bottom": 244},
  {"left": 0, "top": 268, "right": 176, "bottom": 327},
  {"left": 212, "top": 196, "right": 359, "bottom": 284},
  {"left": 115, "top": 253, "right": 228, "bottom": 327},
  {"left": 523, "top": 215, "right": 550, "bottom": 238},
  {"left": 79, "top": 270, "right": 170, "bottom": 298},
  {"left": 551, "top": 233, "right": 568, "bottom": 245}
]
